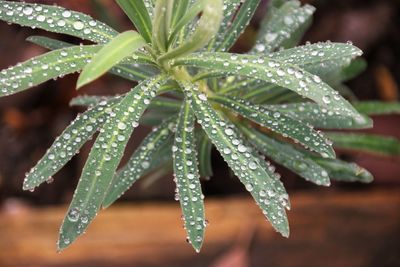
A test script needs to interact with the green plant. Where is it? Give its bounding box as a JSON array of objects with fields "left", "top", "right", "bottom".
[{"left": 1, "top": 0, "right": 399, "bottom": 253}]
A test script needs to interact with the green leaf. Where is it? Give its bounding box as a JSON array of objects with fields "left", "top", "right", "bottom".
[
  {"left": 353, "top": 101, "right": 400, "bottom": 115},
  {"left": 173, "top": 52, "right": 363, "bottom": 119},
  {"left": 69, "top": 95, "right": 113, "bottom": 107},
  {"left": 180, "top": 81, "right": 289, "bottom": 237},
  {"left": 207, "top": 0, "right": 241, "bottom": 51},
  {"left": 116, "top": 0, "right": 153, "bottom": 43},
  {"left": 196, "top": 130, "right": 213, "bottom": 178},
  {"left": 143, "top": 0, "right": 155, "bottom": 16},
  {"left": 266, "top": 103, "right": 372, "bottom": 129},
  {"left": 173, "top": 101, "right": 205, "bottom": 252},
  {"left": 152, "top": 0, "right": 172, "bottom": 52},
  {"left": 240, "top": 126, "right": 331, "bottom": 186},
  {"left": 0, "top": 45, "right": 101, "bottom": 97},
  {"left": 148, "top": 96, "right": 181, "bottom": 112},
  {"left": 168, "top": 0, "right": 206, "bottom": 46},
  {"left": 26, "top": 35, "right": 154, "bottom": 65},
  {"left": 327, "top": 132, "right": 400, "bottom": 156},
  {"left": 171, "top": 0, "right": 190, "bottom": 28},
  {"left": 211, "top": 95, "right": 335, "bottom": 158},
  {"left": 340, "top": 58, "right": 367, "bottom": 82},
  {"left": 0, "top": 1, "right": 117, "bottom": 44},
  {"left": 27, "top": 35, "right": 159, "bottom": 82},
  {"left": 27, "top": 35, "right": 73, "bottom": 50},
  {"left": 102, "top": 116, "right": 176, "bottom": 208},
  {"left": 270, "top": 42, "right": 363, "bottom": 84},
  {"left": 158, "top": 0, "right": 223, "bottom": 62},
  {"left": 253, "top": 1, "right": 315, "bottom": 54},
  {"left": 23, "top": 96, "right": 122, "bottom": 191},
  {"left": 58, "top": 76, "right": 166, "bottom": 251},
  {"left": 313, "top": 158, "right": 373, "bottom": 183},
  {"left": 77, "top": 30, "right": 146, "bottom": 88},
  {"left": 212, "top": 0, "right": 261, "bottom": 52}
]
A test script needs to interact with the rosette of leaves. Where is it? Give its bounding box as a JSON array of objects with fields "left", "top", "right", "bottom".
[{"left": 1, "top": 0, "right": 399, "bottom": 252}]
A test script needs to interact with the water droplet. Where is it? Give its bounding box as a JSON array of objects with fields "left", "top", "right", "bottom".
[
  {"left": 62, "top": 10, "right": 72, "bottom": 18},
  {"left": 67, "top": 208, "right": 80, "bottom": 222},
  {"left": 22, "top": 6, "right": 33, "bottom": 16},
  {"left": 73, "top": 20, "right": 84, "bottom": 30},
  {"left": 141, "top": 161, "right": 150, "bottom": 169},
  {"left": 322, "top": 95, "right": 331, "bottom": 104},
  {"left": 117, "top": 122, "right": 127, "bottom": 130}
]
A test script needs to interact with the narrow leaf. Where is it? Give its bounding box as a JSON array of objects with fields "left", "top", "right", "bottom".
[
  {"left": 0, "top": 45, "right": 101, "bottom": 97},
  {"left": 174, "top": 53, "right": 363, "bottom": 119},
  {"left": 253, "top": 1, "right": 315, "bottom": 54},
  {"left": 197, "top": 130, "right": 213, "bottom": 177},
  {"left": 240, "top": 126, "right": 330, "bottom": 186},
  {"left": 116, "top": 0, "right": 153, "bottom": 43},
  {"left": 23, "top": 96, "right": 122, "bottom": 191},
  {"left": 207, "top": 0, "right": 241, "bottom": 51},
  {"left": 102, "top": 116, "right": 176, "bottom": 208},
  {"left": 69, "top": 95, "right": 113, "bottom": 107},
  {"left": 27, "top": 35, "right": 159, "bottom": 82},
  {"left": 168, "top": 0, "right": 206, "bottom": 45},
  {"left": 181, "top": 81, "right": 289, "bottom": 237},
  {"left": 158, "top": 0, "right": 223, "bottom": 62},
  {"left": 211, "top": 95, "right": 335, "bottom": 158},
  {"left": 77, "top": 30, "right": 146, "bottom": 88},
  {"left": 266, "top": 103, "right": 373, "bottom": 129},
  {"left": 340, "top": 58, "right": 367, "bottom": 82},
  {"left": 353, "top": 101, "right": 400, "bottom": 115},
  {"left": 270, "top": 42, "right": 363, "bottom": 84},
  {"left": 58, "top": 76, "right": 165, "bottom": 250},
  {"left": 327, "top": 133, "right": 400, "bottom": 156},
  {"left": 0, "top": 1, "right": 117, "bottom": 43},
  {"left": 212, "top": 0, "right": 261, "bottom": 52},
  {"left": 171, "top": 0, "right": 190, "bottom": 28},
  {"left": 313, "top": 158, "right": 373, "bottom": 183},
  {"left": 173, "top": 101, "right": 205, "bottom": 252}
]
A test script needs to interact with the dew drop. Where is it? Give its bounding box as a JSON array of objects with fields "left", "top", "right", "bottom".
[
  {"left": 67, "top": 208, "right": 80, "bottom": 222},
  {"left": 73, "top": 20, "right": 84, "bottom": 30},
  {"left": 62, "top": 10, "right": 72, "bottom": 18},
  {"left": 22, "top": 6, "right": 33, "bottom": 16}
]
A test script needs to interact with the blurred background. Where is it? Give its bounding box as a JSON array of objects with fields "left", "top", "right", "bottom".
[{"left": 0, "top": 0, "right": 399, "bottom": 266}]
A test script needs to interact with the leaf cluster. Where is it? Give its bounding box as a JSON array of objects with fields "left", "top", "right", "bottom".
[{"left": 0, "top": 0, "right": 399, "bottom": 252}]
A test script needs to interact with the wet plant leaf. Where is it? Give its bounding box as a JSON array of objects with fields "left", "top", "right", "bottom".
[
  {"left": 27, "top": 35, "right": 159, "bottom": 82},
  {"left": 270, "top": 42, "right": 363, "bottom": 84},
  {"left": 253, "top": 1, "right": 315, "bottom": 54},
  {"left": 158, "top": 0, "right": 223, "bottom": 62},
  {"left": 211, "top": 95, "right": 335, "bottom": 158},
  {"left": 58, "top": 76, "right": 166, "bottom": 250},
  {"left": 181, "top": 81, "right": 289, "bottom": 237},
  {"left": 0, "top": 1, "right": 117, "bottom": 43},
  {"left": 353, "top": 101, "right": 400, "bottom": 115},
  {"left": 197, "top": 130, "right": 213, "bottom": 177},
  {"left": 0, "top": 45, "right": 101, "bottom": 97},
  {"left": 116, "top": 0, "right": 153, "bottom": 43},
  {"left": 240, "top": 126, "right": 330, "bottom": 186},
  {"left": 212, "top": 0, "right": 261, "bottom": 52},
  {"left": 102, "top": 116, "right": 176, "bottom": 208},
  {"left": 173, "top": 101, "right": 205, "bottom": 252},
  {"left": 23, "top": 96, "right": 122, "bottom": 191},
  {"left": 327, "top": 133, "right": 400, "bottom": 156},
  {"left": 173, "top": 52, "right": 363, "bottom": 119},
  {"left": 266, "top": 103, "right": 372, "bottom": 129},
  {"left": 313, "top": 158, "right": 373, "bottom": 183}
]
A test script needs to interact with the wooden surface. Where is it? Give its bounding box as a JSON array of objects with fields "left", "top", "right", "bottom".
[{"left": 0, "top": 189, "right": 399, "bottom": 267}]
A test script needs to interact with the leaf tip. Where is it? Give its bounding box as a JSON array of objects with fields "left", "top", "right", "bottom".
[{"left": 76, "top": 76, "right": 90, "bottom": 90}]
